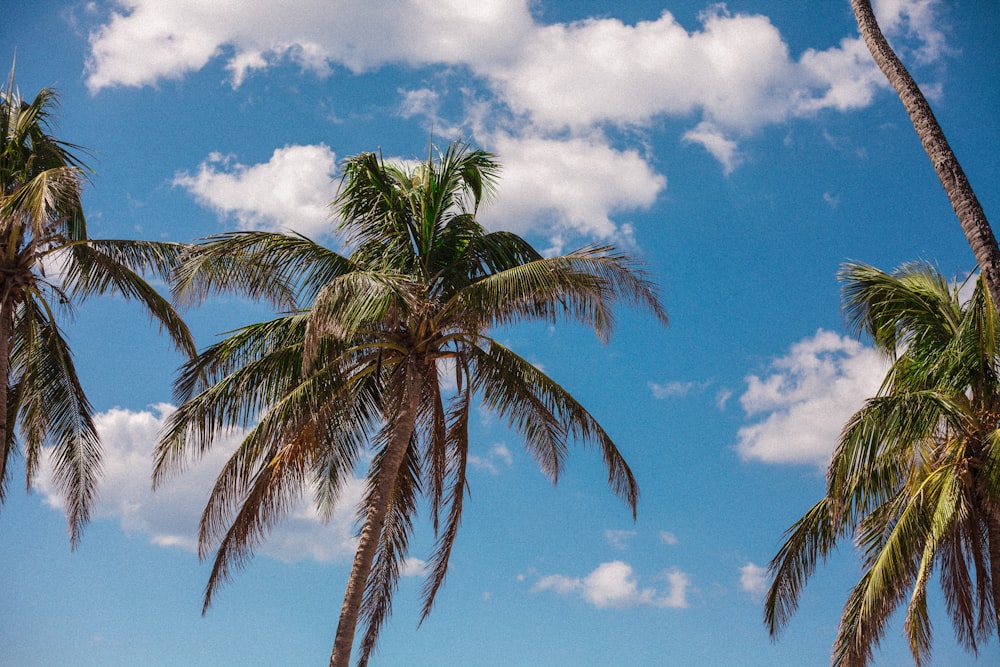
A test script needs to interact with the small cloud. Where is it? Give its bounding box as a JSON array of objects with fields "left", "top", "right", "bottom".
[
  {"left": 822, "top": 192, "right": 839, "bottom": 208},
  {"left": 682, "top": 122, "right": 742, "bottom": 175},
  {"left": 604, "top": 529, "right": 637, "bottom": 551},
  {"left": 174, "top": 144, "right": 339, "bottom": 239},
  {"left": 402, "top": 557, "right": 428, "bottom": 577},
  {"left": 649, "top": 380, "right": 710, "bottom": 400},
  {"left": 735, "top": 329, "right": 888, "bottom": 467},
  {"left": 658, "top": 531, "right": 679, "bottom": 546},
  {"left": 398, "top": 87, "right": 440, "bottom": 119},
  {"left": 739, "top": 562, "right": 768, "bottom": 597},
  {"left": 469, "top": 443, "right": 514, "bottom": 475},
  {"left": 715, "top": 388, "right": 733, "bottom": 410},
  {"left": 532, "top": 561, "right": 689, "bottom": 609}
]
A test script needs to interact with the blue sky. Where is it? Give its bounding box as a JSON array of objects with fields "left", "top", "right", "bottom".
[{"left": 2, "top": 0, "right": 999, "bottom": 665}]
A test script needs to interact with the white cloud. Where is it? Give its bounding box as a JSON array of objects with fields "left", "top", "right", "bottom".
[
  {"left": 659, "top": 530, "right": 679, "bottom": 546},
  {"left": 469, "top": 443, "right": 514, "bottom": 475},
  {"left": 874, "top": 0, "right": 950, "bottom": 62},
  {"left": 173, "top": 144, "right": 339, "bottom": 238},
  {"left": 85, "top": 0, "right": 535, "bottom": 91},
  {"left": 482, "top": 132, "right": 665, "bottom": 241},
  {"left": 735, "top": 330, "right": 889, "bottom": 468},
  {"left": 649, "top": 380, "right": 708, "bottom": 400},
  {"left": 35, "top": 405, "right": 364, "bottom": 564},
  {"left": 604, "top": 529, "right": 636, "bottom": 551},
  {"left": 682, "top": 122, "right": 742, "bottom": 175},
  {"left": 532, "top": 561, "right": 689, "bottom": 609},
  {"left": 739, "top": 562, "right": 768, "bottom": 596},
  {"left": 85, "top": 0, "right": 954, "bottom": 175}
]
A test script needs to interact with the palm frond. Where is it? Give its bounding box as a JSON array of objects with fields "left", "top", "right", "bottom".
[{"left": 15, "top": 296, "right": 100, "bottom": 547}]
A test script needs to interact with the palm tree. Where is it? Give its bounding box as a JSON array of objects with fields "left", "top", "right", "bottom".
[
  {"left": 153, "top": 141, "right": 668, "bottom": 667},
  {"left": 850, "top": 0, "right": 1000, "bottom": 307},
  {"left": 765, "top": 261, "right": 1000, "bottom": 665},
  {"left": 0, "top": 67, "right": 195, "bottom": 545}
]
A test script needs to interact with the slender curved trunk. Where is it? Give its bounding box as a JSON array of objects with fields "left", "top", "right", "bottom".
[
  {"left": 850, "top": 0, "right": 1000, "bottom": 308},
  {"left": 0, "top": 297, "right": 11, "bottom": 489},
  {"left": 985, "top": 505, "right": 1000, "bottom": 644},
  {"left": 329, "top": 359, "right": 423, "bottom": 667}
]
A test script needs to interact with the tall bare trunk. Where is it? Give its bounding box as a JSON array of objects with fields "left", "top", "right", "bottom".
[
  {"left": 329, "top": 359, "right": 423, "bottom": 667},
  {"left": 0, "top": 298, "right": 11, "bottom": 494},
  {"left": 985, "top": 504, "right": 1000, "bottom": 645},
  {"left": 850, "top": 0, "right": 1000, "bottom": 308}
]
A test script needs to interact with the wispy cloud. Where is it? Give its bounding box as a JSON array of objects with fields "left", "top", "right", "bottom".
[
  {"left": 469, "top": 443, "right": 514, "bottom": 475},
  {"left": 659, "top": 530, "right": 679, "bottom": 546},
  {"left": 648, "top": 379, "right": 710, "bottom": 400},
  {"left": 604, "top": 529, "right": 637, "bottom": 551}
]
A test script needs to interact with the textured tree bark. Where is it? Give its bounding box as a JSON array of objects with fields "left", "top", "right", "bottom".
[
  {"left": 0, "top": 297, "right": 11, "bottom": 489},
  {"left": 329, "top": 360, "right": 423, "bottom": 667},
  {"left": 850, "top": 0, "right": 1000, "bottom": 308},
  {"left": 984, "top": 503, "right": 1000, "bottom": 645}
]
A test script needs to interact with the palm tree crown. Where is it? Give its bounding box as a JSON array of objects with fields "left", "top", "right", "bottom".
[
  {"left": 155, "top": 141, "right": 667, "bottom": 667},
  {"left": 765, "top": 261, "right": 1000, "bottom": 666},
  {"left": 0, "top": 66, "right": 195, "bottom": 545}
]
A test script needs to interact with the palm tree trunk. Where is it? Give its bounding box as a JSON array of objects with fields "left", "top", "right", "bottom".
[
  {"left": 985, "top": 506, "right": 1000, "bottom": 644},
  {"left": 850, "top": 0, "right": 1000, "bottom": 308},
  {"left": 0, "top": 296, "right": 14, "bottom": 488},
  {"left": 329, "top": 359, "right": 423, "bottom": 667}
]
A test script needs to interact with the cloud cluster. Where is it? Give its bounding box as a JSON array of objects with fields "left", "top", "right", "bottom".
[
  {"left": 734, "top": 330, "right": 889, "bottom": 468},
  {"left": 85, "top": 0, "right": 950, "bottom": 244},
  {"left": 533, "top": 560, "right": 689, "bottom": 609}
]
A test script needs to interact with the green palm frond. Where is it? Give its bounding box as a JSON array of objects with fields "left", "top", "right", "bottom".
[
  {"left": 161, "top": 140, "right": 666, "bottom": 667},
  {"left": 419, "top": 382, "right": 471, "bottom": 622},
  {"left": 470, "top": 339, "right": 638, "bottom": 513},
  {"left": 1, "top": 72, "right": 197, "bottom": 545},
  {"left": 14, "top": 296, "right": 100, "bottom": 547},
  {"left": 171, "top": 231, "right": 352, "bottom": 309},
  {"left": 764, "top": 498, "right": 840, "bottom": 636},
  {"left": 60, "top": 240, "right": 196, "bottom": 358},
  {"left": 772, "top": 261, "right": 1000, "bottom": 665}
]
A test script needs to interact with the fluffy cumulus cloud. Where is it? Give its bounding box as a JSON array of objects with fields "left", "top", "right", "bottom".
[
  {"left": 84, "top": 0, "right": 535, "bottom": 91},
  {"left": 85, "top": 1, "right": 953, "bottom": 249},
  {"left": 739, "top": 562, "right": 768, "bottom": 597},
  {"left": 173, "top": 144, "right": 339, "bottom": 238},
  {"left": 85, "top": 0, "right": 951, "bottom": 181},
  {"left": 482, "top": 132, "right": 665, "bottom": 242},
  {"left": 35, "top": 405, "right": 365, "bottom": 564},
  {"left": 532, "top": 561, "right": 689, "bottom": 609},
  {"left": 734, "top": 330, "right": 889, "bottom": 468}
]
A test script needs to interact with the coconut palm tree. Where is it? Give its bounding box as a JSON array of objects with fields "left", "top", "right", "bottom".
[
  {"left": 765, "top": 261, "right": 1000, "bottom": 665},
  {"left": 0, "top": 67, "right": 195, "bottom": 545},
  {"left": 850, "top": 0, "right": 1000, "bottom": 307},
  {"left": 154, "top": 141, "right": 667, "bottom": 667}
]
